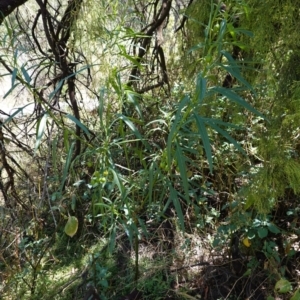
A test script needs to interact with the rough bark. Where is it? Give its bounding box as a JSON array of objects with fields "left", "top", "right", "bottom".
[{"left": 0, "top": 0, "right": 28, "bottom": 24}]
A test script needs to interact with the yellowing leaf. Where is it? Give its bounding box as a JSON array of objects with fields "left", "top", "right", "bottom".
[
  {"left": 243, "top": 237, "right": 251, "bottom": 247},
  {"left": 64, "top": 216, "right": 78, "bottom": 237}
]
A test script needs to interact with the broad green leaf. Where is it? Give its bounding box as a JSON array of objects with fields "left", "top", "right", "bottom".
[
  {"left": 290, "top": 289, "right": 300, "bottom": 300},
  {"left": 274, "top": 278, "right": 292, "bottom": 294},
  {"left": 64, "top": 216, "right": 78, "bottom": 237},
  {"left": 34, "top": 113, "right": 48, "bottom": 154},
  {"left": 194, "top": 114, "right": 213, "bottom": 172},
  {"left": 267, "top": 223, "right": 281, "bottom": 234},
  {"left": 66, "top": 114, "right": 91, "bottom": 137},
  {"left": 257, "top": 227, "right": 268, "bottom": 239}
]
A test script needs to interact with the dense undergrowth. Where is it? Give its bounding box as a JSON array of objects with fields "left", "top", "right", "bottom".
[{"left": 1, "top": 1, "right": 300, "bottom": 299}]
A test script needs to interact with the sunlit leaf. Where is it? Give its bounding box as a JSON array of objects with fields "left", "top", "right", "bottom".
[
  {"left": 274, "top": 278, "right": 292, "bottom": 294},
  {"left": 34, "top": 113, "right": 48, "bottom": 154},
  {"left": 64, "top": 216, "right": 78, "bottom": 237}
]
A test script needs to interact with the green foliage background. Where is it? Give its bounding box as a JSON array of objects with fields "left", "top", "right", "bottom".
[{"left": 1, "top": 0, "right": 300, "bottom": 299}]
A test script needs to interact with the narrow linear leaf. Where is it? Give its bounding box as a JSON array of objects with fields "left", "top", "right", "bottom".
[
  {"left": 209, "top": 122, "right": 246, "bottom": 155},
  {"left": 66, "top": 114, "right": 91, "bottom": 137},
  {"left": 196, "top": 75, "right": 207, "bottom": 105},
  {"left": 63, "top": 128, "right": 70, "bottom": 152},
  {"left": 4, "top": 83, "right": 19, "bottom": 99},
  {"left": 219, "top": 19, "right": 227, "bottom": 37},
  {"left": 201, "top": 117, "right": 242, "bottom": 129},
  {"left": 98, "top": 87, "right": 106, "bottom": 126},
  {"left": 170, "top": 185, "right": 185, "bottom": 231},
  {"left": 49, "top": 65, "right": 91, "bottom": 100},
  {"left": 11, "top": 67, "right": 17, "bottom": 87},
  {"left": 110, "top": 168, "right": 125, "bottom": 196},
  {"left": 187, "top": 42, "right": 206, "bottom": 54},
  {"left": 236, "top": 28, "right": 253, "bottom": 37},
  {"left": 34, "top": 113, "right": 48, "bottom": 154},
  {"left": 175, "top": 141, "right": 189, "bottom": 201},
  {"left": 117, "top": 114, "right": 149, "bottom": 149},
  {"left": 212, "top": 86, "right": 266, "bottom": 119},
  {"left": 167, "top": 95, "right": 190, "bottom": 169},
  {"left": 109, "top": 226, "right": 116, "bottom": 253},
  {"left": 21, "top": 66, "right": 31, "bottom": 83},
  {"left": 148, "top": 163, "right": 155, "bottom": 203},
  {"left": 0, "top": 102, "right": 34, "bottom": 127},
  {"left": 219, "top": 63, "right": 253, "bottom": 91},
  {"left": 194, "top": 114, "right": 213, "bottom": 172},
  {"left": 49, "top": 79, "right": 64, "bottom": 100},
  {"left": 125, "top": 90, "right": 143, "bottom": 119}
]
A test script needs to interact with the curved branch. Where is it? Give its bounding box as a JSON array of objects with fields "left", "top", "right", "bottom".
[{"left": 128, "top": 0, "right": 172, "bottom": 86}]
